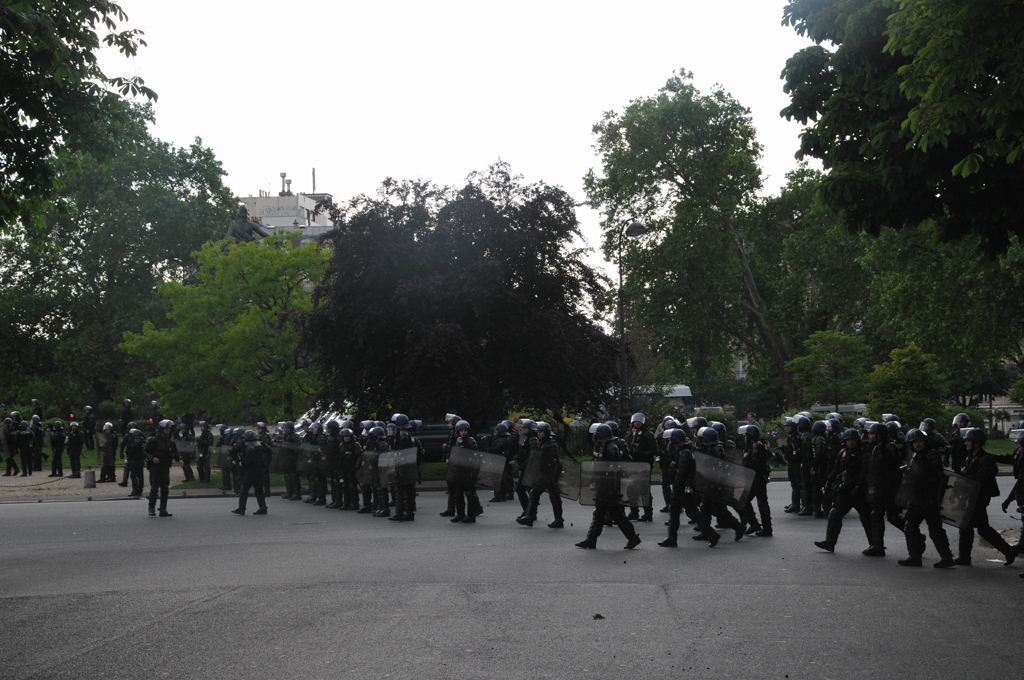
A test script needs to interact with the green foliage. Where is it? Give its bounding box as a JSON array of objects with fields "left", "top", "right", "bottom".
[
  {"left": 585, "top": 69, "right": 869, "bottom": 408},
  {"left": 885, "top": 0, "right": 1024, "bottom": 175},
  {"left": 0, "top": 0, "right": 156, "bottom": 235},
  {"left": 866, "top": 343, "right": 946, "bottom": 426},
  {"left": 859, "top": 226, "right": 1024, "bottom": 394},
  {"left": 1008, "top": 377, "right": 1024, "bottom": 411},
  {"left": 694, "top": 409, "right": 739, "bottom": 437},
  {"left": 0, "top": 103, "right": 233, "bottom": 407},
  {"left": 123, "top": 235, "right": 327, "bottom": 422},
  {"left": 308, "top": 162, "right": 616, "bottom": 423},
  {"left": 782, "top": 0, "right": 1024, "bottom": 254},
  {"left": 785, "top": 331, "right": 871, "bottom": 409},
  {"left": 96, "top": 401, "right": 117, "bottom": 421}
]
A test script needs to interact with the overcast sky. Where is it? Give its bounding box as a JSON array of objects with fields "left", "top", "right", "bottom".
[{"left": 99, "top": 0, "right": 816, "bottom": 272}]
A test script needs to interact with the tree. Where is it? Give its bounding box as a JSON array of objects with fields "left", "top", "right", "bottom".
[
  {"left": 1, "top": 0, "right": 156, "bottom": 235},
  {"left": 306, "top": 162, "right": 617, "bottom": 424},
  {"left": 584, "top": 71, "right": 869, "bottom": 408},
  {"left": 122, "top": 235, "right": 327, "bottom": 421},
  {"left": 0, "top": 104, "right": 234, "bottom": 407},
  {"left": 781, "top": 0, "right": 1024, "bottom": 254},
  {"left": 858, "top": 225, "right": 1024, "bottom": 394},
  {"left": 866, "top": 342, "right": 946, "bottom": 426},
  {"left": 785, "top": 330, "right": 871, "bottom": 410}
]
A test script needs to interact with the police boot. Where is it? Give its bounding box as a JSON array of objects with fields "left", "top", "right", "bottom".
[
  {"left": 440, "top": 490, "right": 456, "bottom": 517},
  {"left": 576, "top": 514, "right": 602, "bottom": 548},
  {"left": 467, "top": 495, "right": 483, "bottom": 518},
  {"left": 862, "top": 516, "right": 886, "bottom": 556},
  {"left": 450, "top": 494, "right": 466, "bottom": 523},
  {"left": 616, "top": 515, "right": 641, "bottom": 549},
  {"left": 626, "top": 507, "right": 640, "bottom": 521}
]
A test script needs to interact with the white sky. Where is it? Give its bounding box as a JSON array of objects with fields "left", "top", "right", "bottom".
[{"left": 99, "top": 0, "right": 816, "bottom": 273}]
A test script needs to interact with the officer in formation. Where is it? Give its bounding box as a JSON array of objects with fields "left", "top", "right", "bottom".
[
  {"left": 123, "top": 429, "right": 146, "bottom": 496},
  {"left": 47, "top": 420, "right": 66, "bottom": 477},
  {"left": 575, "top": 423, "right": 641, "bottom": 549},
  {"left": 177, "top": 422, "right": 196, "bottom": 482},
  {"left": 626, "top": 413, "right": 657, "bottom": 522},
  {"left": 196, "top": 421, "right": 214, "bottom": 483},
  {"left": 516, "top": 421, "right": 566, "bottom": 528},
  {"left": 447, "top": 419, "right": 483, "bottom": 523},
  {"left": 232, "top": 430, "right": 268, "bottom": 516},
  {"left": 1002, "top": 432, "right": 1024, "bottom": 579},
  {"left": 144, "top": 420, "right": 176, "bottom": 517}
]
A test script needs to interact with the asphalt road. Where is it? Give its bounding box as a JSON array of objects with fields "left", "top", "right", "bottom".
[{"left": 1, "top": 481, "right": 1020, "bottom": 680}]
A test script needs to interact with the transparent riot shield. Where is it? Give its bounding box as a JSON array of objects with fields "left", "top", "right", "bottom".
[
  {"left": 521, "top": 450, "right": 558, "bottom": 489},
  {"left": 43, "top": 429, "right": 53, "bottom": 450},
  {"left": 557, "top": 455, "right": 581, "bottom": 501},
  {"left": 358, "top": 450, "right": 381, "bottom": 486},
  {"left": 722, "top": 445, "right": 744, "bottom": 465},
  {"left": 269, "top": 441, "right": 299, "bottom": 474},
  {"left": 378, "top": 448, "right": 418, "bottom": 487},
  {"left": 297, "top": 444, "right": 320, "bottom": 475},
  {"left": 940, "top": 470, "right": 980, "bottom": 528},
  {"left": 216, "top": 444, "right": 233, "bottom": 470},
  {"left": 96, "top": 432, "right": 115, "bottom": 466},
  {"left": 175, "top": 440, "right": 196, "bottom": 457},
  {"left": 693, "top": 451, "right": 755, "bottom": 510},
  {"left": 894, "top": 452, "right": 940, "bottom": 514},
  {"left": 579, "top": 461, "right": 651, "bottom": 507},
  {"left": 445, "top": 447, "right": 505, "bottom": 490}
]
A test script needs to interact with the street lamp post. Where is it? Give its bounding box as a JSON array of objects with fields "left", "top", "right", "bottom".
[{"left": 618, "top": 221, "right": 647, "bottom": 421}]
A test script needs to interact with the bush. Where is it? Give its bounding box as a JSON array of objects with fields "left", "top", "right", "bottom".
[{"left": 97, "top": 400, "right": 118, "bottom": 421}]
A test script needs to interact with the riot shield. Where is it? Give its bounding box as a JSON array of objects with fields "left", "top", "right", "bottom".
[
  {"left": 216, "top": 445, "right": 233, "bottom": 470},
  {"left": 43, "top": 429, "right": 53, "bottom": 450},
  {"left": 693, "top": 451, "right": 755, "bottom": 510},
  {"left": 96, "top": 432, "right": 115, "bottom": 466},
  {"left": 445, "top": 447, "right": 506, "bottom": 490},
  {"left": 358, "top": 450, "right": 381, "bottom": 486},
  {"left": 521, "top": 450, "right": 558, "bottom": 489},
  {"left": 296, "top": 444, "right": 320, "bottom": 475},
  {"left": 175, "top": 440, "right": 196, "bottom": 457},
  {"left": 0, "top": 427, "right": 9, "bottom": 458},
  {"left": 940, "top": 470, "right": 980, "bottom": 528},
  {"left": 1007, "top": 429, "right": 1024, "bottom": 443},
  {"left": 557, "top": 455, "right": 581, "bottom": 501},
  {"left": 269, "top": 441, "right": 299, "bottom": 474},
  {"left": 579, "top": 461, "right": 651, "bottom": 507},
  {"left": 894, "top": 453, "right": 941, "bottom": 514},
  {"left": 378, "top": 448, "right": 418, "bottom": 487},
  {"left": 722, "top": 445, "right": 744, "bottom": 465}
]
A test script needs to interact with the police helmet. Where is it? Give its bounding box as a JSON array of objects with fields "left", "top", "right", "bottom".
[
  {"left": 885, "top": 421, "right": 900, "bottom": 436},
  {"left": 31, "top": 414, "right": 41, "bottom": 423},
  {"left": 455, "top": 420, "right": 471, "bottom": 432},
  {"left": 369, "top": 426, "right": 385, "bottom": 438},
  {"left": 256, "top": 421, "right": 267, "bottom": 432},
  {"left": 445, "top": 413, "right": 460, "bottom": 424},
  {"left": 699, "top": 427, "right": 718, "bottom": 444},
  {"left": 811, "top": 420, "right": 827, "bottom": 435},
  {"left": 867, "top": 422, "right": 886, "bottom": 439},
  {"left": 241, "top": 430, "right": 255, "bottom": 441},
  {"left": 520, "top": 419, "right": 535, "bottom": 432},
  {"left": 1015, "top": 431, "right": 1024, "bottom": 445},
  {"left": 123, "top": 398, "right": 131, "bottom": 405},
  {"left": 964, "top": 428, "right": 986, "bottom": 447},
  {"left": 588, "top": 422, "right": 600, "bottom": 434},
  {"left": 340, "top": 428, "right": 353, "bottom": 438},
  {"left": 394, "top": 414, "right": 410, "bottom": 429},
  {"left": 952, "top": 413, "right": 970, "bottom": 427},
  {"left": 631, "top": 413, "right": 646, "bottom": 426},
  {"left": 842, "top": 428, "right": 860, "bottom": 444},
  {"left": 690, "top": 416, "right": 708, "bottom": 430},
  {"left": 341, "top": 420, "right": 354, "bottom": 430},
  {"left": 919, "top": 418, "right": 936, "bottom": 432},
  {"left": 501, "top": 419, "right": 513, "bottom": 430},
  {"left": 854, "top": 417, "right": 868, "bottom": 428},
  {"left": 131, "top": 429, "right": 142, "bottom": 438},
  {"left": 385, "top": 422, "right": 396, "bottom": 432},
  {"left": 10, "top": 411, "right": 20, "bottom": 420},
  {"left": 3, "top": 418, "right": 10, "bottom": 427},
  {"left": 69, "top": 421, "right": 78, "bottom": 428},
  {"left": 151, "top": 401, "right": 158, "bottom": 407},
  {"left": 669, "top": 428, "right": 688, "bottom": 443},
  {"left": 326, "top": 420, "right": 340, "bottom": 433},
  {"left": 178, "top": 422, "right": 188, "bottom": 430},
  {"left": 594, "top": 424, "right": 612, "bottom": 440},
  {"left": 746, "top": 424, "right": 761, "bottom": 441},
  {"left": 300, "top": 418, "right": 312, "bottom": 427},
  {"left": 495, "top": 423, "right": 508, "bottom": 435},
  {"left": 359, "top": 420, "right": 373, "bottom": 431},
  {"left": 535, "top": 421, "right": 551, "bottom": 434},
  {"left": 53, "top": 420, "right": 64, "bottom": 429},
  {"left": 663, "top": 415, "right": 675, "bottom": 425},
  {"left": 103, "top": 422, "right": 113, "bottom": 431},
  {"left": 410, "top": 419, "right": 423, "bottom": 431},
  {"left": 906, "top": 428, "right": 926, "bottom": 444},
  {"left": 827, "top": 412, "right": 842, "bottom": 422},
  {"left": 783, "top": 417, "right": 796, "bottom": 430},
  {"left": 84, "top": 406, "right": 93, "bottom": 412},
  {"left": 127, "top": 421, "right": 137, "bottom": 430},
  {"left": 19, "top": 421, "right": 29, "bottom": 431},
  {"left": 711, "top": 421, "right": 727, "bottom": 439},
  {"left": 374, "top": 421, "right": 385, "bottom": 429},
  {"left": 796, "top": 416, "right": 811, "bottom": 432},
  {"left": 605, "top": 421, "right": 619, "bottom": 436}
]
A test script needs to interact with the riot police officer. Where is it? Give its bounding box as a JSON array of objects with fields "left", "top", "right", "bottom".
[
  {"left": 232, "top": 430, "right": 269, "bottom": 516},
  {"left": 83, "top": 406, "right": 96, "bottom": 451},
  {"left": 177, "top": 422, "right": 196, "bottom": 482},
  {"left": 339, "top": 426, "right": 364, "bottom": 511},
  {"left": 576, "top": 424, "right": 642, "bottom": 550},
  {"left": 658, "top": 426, "right": 720, "bottom": 547},
  {"left": 97, "top": 423, "right": 118, "bottom": 483},
  {"left": 448, "top": 420, "right": 482, "bottom": 523},
  {"left": 3, "top": 417, "right": 21, "bottom": 476},
  {"left": 196, "top": 421, "right": 214, "bottom": 483},
  {"left": 118, "top": 421, "right": 138, "bottom": 486},
  {"left": 517, "top": 421, "right": 566, "bottom": 528},
  {"left": 862, "top": 422, "right": 906, "bottom": 557},
  {"left": 125, "top": 429, "right": 146, "bottom": 496},
  {"left": 388, "top": 414, "right": 420, "bottom": 522},
  {"left": 740, "top": 424, "right": 772, "bottom": 536},
  {"left": 48, "top": 420, "right": 66, "bottom": 477},
  {"left": 779, "top": 418, "right": 800, "bottom": 513},
  {"left": 898, "top": 429, "right": 954, "bottom": 568},
  {"left": 954, "top": 429, "right": 1018, "bottom": 566},
  {"left": 626, "top": 413, "right": 657, "bottom": 522},
  {"left": 145, "top": 420, "right": 177, "bottom": 517},
  {"left": 323, "top": 420, "right": 344, "bottom": 508},
  {"left": 814, "top": 429, "right": 872, "bottom": 553},
  {"left": 487, "top": 421, "right": 512, "bottom": 502},
  {"left": 66, "top": 421, "right": 83, "bottom": 478}
]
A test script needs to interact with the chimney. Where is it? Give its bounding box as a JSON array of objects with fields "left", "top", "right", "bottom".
[
  {"left": 312, "top": 168, "right": 316, "bottom": 193},
  {"left": 279, "top": 172, "right": 287, "bottom": 196}
]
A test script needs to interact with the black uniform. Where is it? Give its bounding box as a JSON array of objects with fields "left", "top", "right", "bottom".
[
  {"left": 16, "top": 424, "right": 34, "bottom": 476},
  {"left": 341, "top": 437, "right": 364, "bottom": 510},
  {"left": 3, "top": 421, "right": 20, "bottom": 476},
  {"left": 740, "top": 438, "right": 772, "bottom": 536},
  {"left": 864, "top": 437, "right": 906, "bottom": 554},
  {"left": 816, "top": 443, "right": 872, "bottom": 550},
  {"left": 449, "top": 434, "right": 482, "bottom": 523},
  {"left": 390, "top": 429, "right": 420, "bottom": 521},
  {"left": 83, "top": 413, "right": 96, "bottom": 451},
  {"left": 577, "top": 438, "right": 641, "bottom": 549},
  {"left": 626, "top": 426, "right": 657, "bottom": 522},
  {"left": 660, "top": 438, "right": 719, "bottom": 546},
  {"left": 235, "top": 441, "right": 268, "bottom": 514},
  {"left": 899, "top": 443, "right": 953, "bottom": 566},
  {"left": 441, "top": 425, "right": 460, "bottom": 517},
  {"left": 520, "top": 434, "right": 565, "bottom": 527},
  {"left": 125, "top": 435, "right": 145, "bottom": 496},
  {"left": 779, "top": 427, "right": 800, "bottom": 512},
  {"left": 488, "top": 431, "right": 513, "bottom": 501},
  {"left": 49, "top": 427, "right": 66, "bottom": 477},
  {"left": 304, "top": 429, "right": 327, "bottom": 505},
  {"left": 514, "top": 428, "right": 533, "bottom": 514},
  {"left": 178, "top": 429, "right": 196, "bottom": 482},
  {"left": 957, "top": 446, "right": 1018, "bottom": 564},
  {"left": 196, "top": 428, "right": 214, "bottom": 483},
  {"left": 66, "top": 427, "right": 84, "bottom": 477},
  {"left": 98, "top": 430, "right": 119, "bottom": 483},
  {"left": 144, "top": 433, "right": 176, "bottom": 516},
  {"left": 696, "top": 441, "right": 745, "bottom": 539},
  {"left": 31, "top": 420, "right": 46, "bottom": 471}
]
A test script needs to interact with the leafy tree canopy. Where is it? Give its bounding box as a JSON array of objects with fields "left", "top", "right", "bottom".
[
  {"left": 122, "top": 235, "right": 327, "bottom": 422},
  {"left": 781, "top": 0, "right": 1024, "bottom": 254},
  {"left": 866, "top": 342, "right": 946, "bottom": 425},
  {"left": 1, "top": 0, "right": 156, "bottom": 235},
  {"left": 785, "top": 330, "right": 871, "bottom": 410},
  {"left": 0, "top": 103, "right": 233, "bottom": 408},
  {"left": 584, "top": 70, "right": 869, "bottom": 407},
  {"left": 307, "top": 162, "right": 617, "bottom": 424}
]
